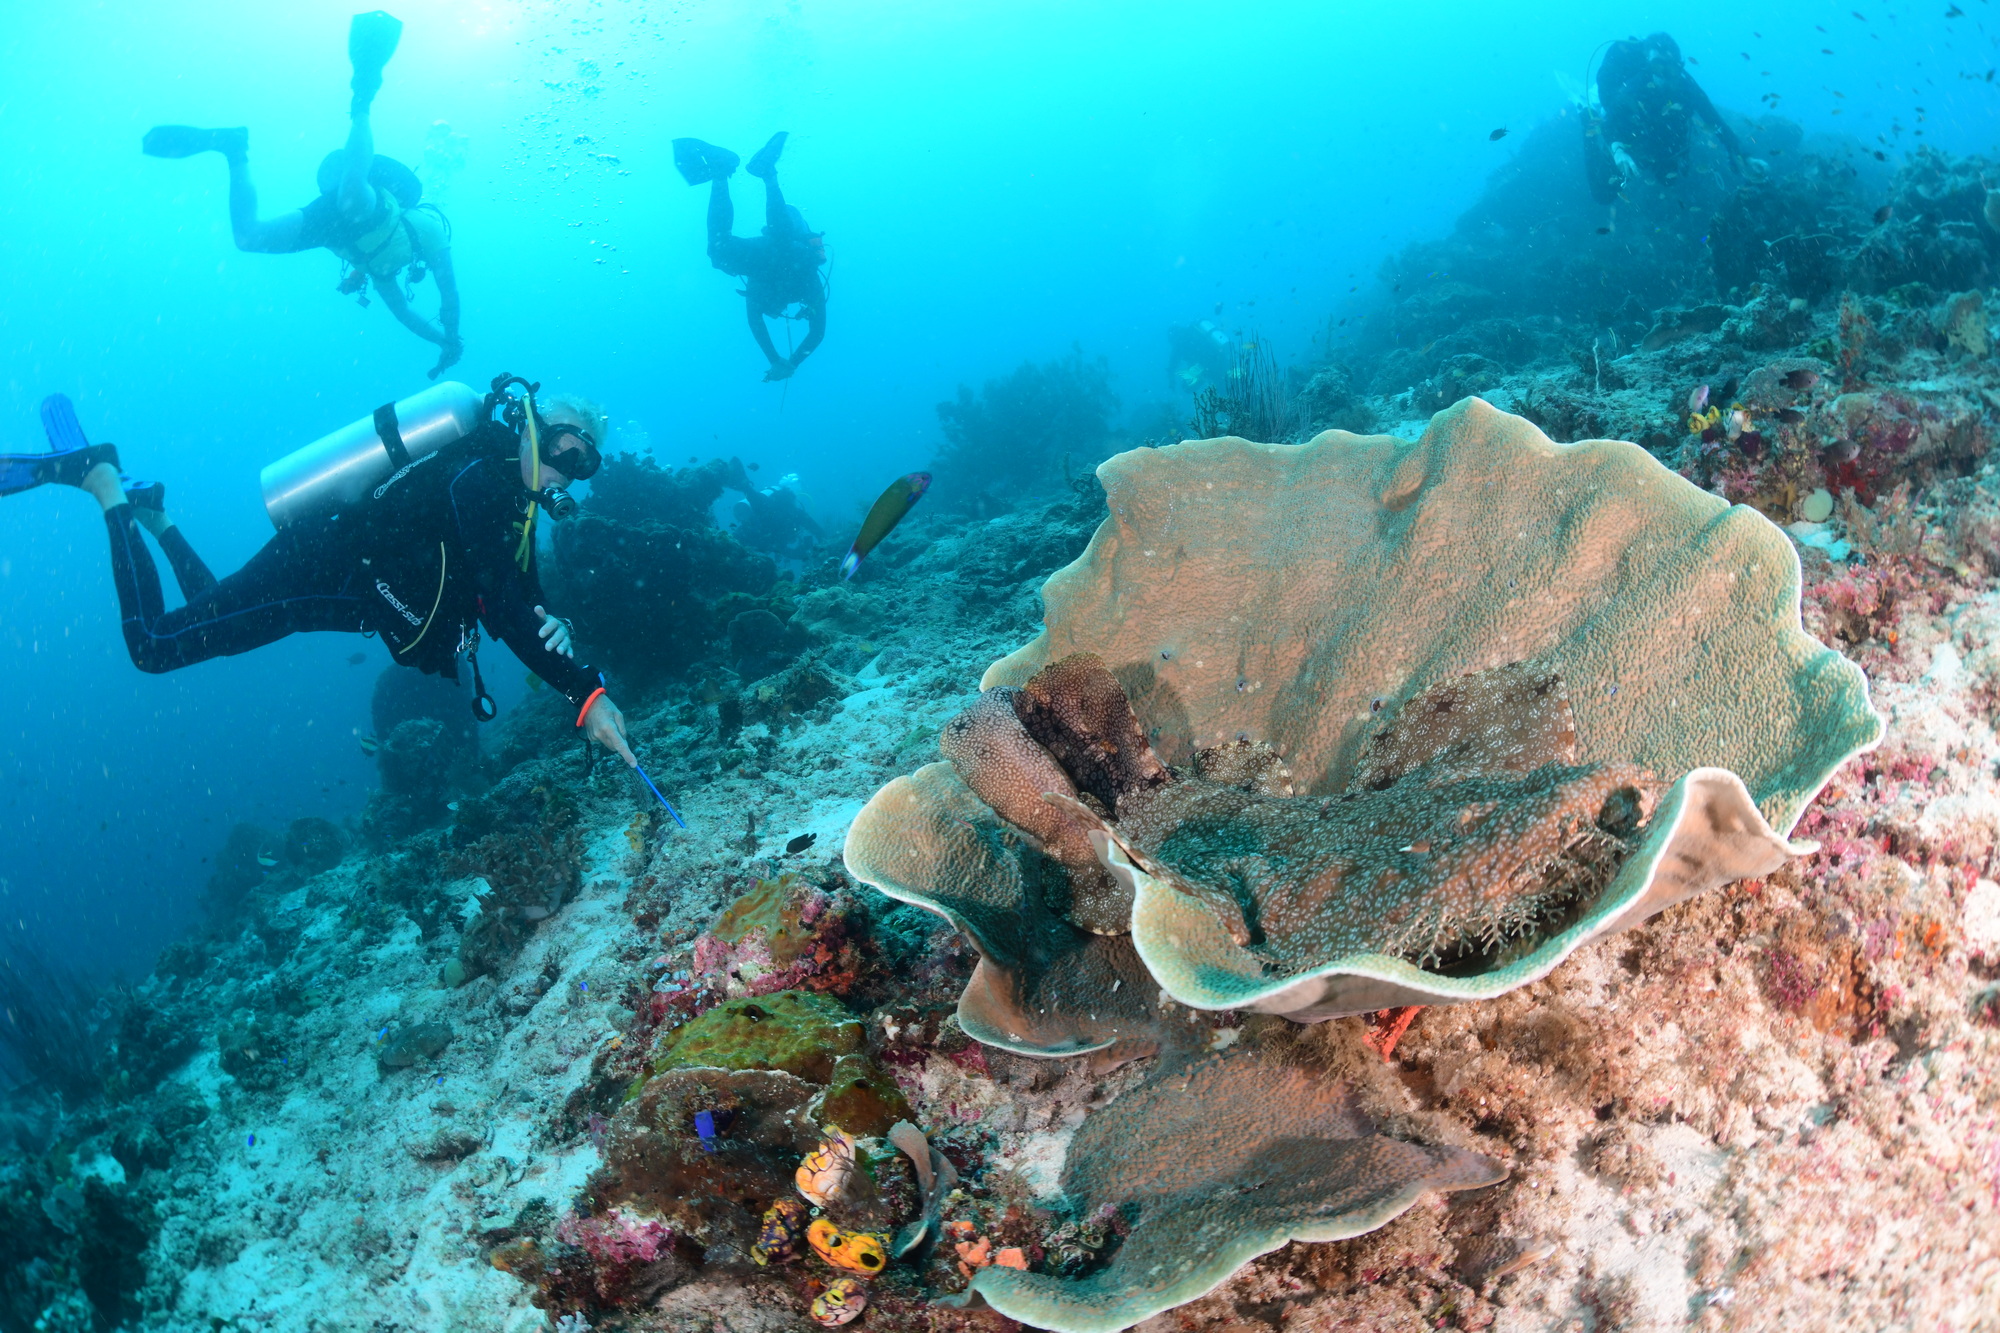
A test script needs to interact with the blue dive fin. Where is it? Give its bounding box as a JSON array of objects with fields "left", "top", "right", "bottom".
[
  {"left": 2, "top": 395, "right": 119, "bottom": 497},
  {"left": 40, "top": 395, "right": 89, "bottom": 454}
]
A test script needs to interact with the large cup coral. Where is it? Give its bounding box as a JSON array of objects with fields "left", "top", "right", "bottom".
[
  {"left": 849, "top": 398, "right": 1882, "bottom": 1023},
  {"left": 844, "top": 399, "right": 1880, "bottom": 1332}
]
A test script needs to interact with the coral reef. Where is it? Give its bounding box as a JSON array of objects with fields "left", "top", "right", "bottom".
[
  {"left": 961, "top": 1051, "right": 1502, "bottom": 1331},
  {"left": 856, "top": 404, "right": 1879, "bottom": 1038},
  {"left": 933, "top": 348, "right": 1119, "bottom": 514},
  {"left": 11, "top": 112, "right": 2000, "bottom": 1333},
  {"left": 549, "top": 452, "right": 789, "bottom": 681}
]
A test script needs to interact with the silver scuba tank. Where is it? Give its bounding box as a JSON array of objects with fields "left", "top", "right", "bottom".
[{"left": 260, "top": 381, "right": 484, "bottom": 527}]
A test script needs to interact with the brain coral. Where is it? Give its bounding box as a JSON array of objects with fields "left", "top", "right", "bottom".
[{"left": 848, "top": 398, "right": 1881, "bottom": 1023}]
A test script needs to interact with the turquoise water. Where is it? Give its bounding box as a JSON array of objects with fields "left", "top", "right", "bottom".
[{"left": 0, "top": 0, "right": 1990, "bottom": 976}]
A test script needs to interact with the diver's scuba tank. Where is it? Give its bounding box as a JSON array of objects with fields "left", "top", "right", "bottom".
[{"left": 260, "top": 381, "right": 483, "bottom": 527}]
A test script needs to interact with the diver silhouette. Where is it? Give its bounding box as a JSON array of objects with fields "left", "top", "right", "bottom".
[
  {"left": 674, "top": 132, "right": 828, "bottom": 382},
  {"left": 1584, "top": 33, "right": 1765, "bottom": 203},
  {"left": 141, "top": 12, "right": 463, "bottom": 379}
]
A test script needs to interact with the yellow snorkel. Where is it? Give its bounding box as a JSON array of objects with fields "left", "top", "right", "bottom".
[{"left": 515, "top": 387, "right": 543, "bottom": 571}]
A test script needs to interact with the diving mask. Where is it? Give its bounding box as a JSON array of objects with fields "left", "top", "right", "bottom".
[{"left": 537, "top": 421, "right": 601, "bottom": 481}]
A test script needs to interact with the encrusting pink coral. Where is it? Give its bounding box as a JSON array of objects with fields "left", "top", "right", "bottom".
[{"left": 555, "top": 1208, "right": 674, "bottom": 1268}]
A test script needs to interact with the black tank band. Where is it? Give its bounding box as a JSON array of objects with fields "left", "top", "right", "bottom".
[{"left": 373, "top": 403, "right": 411, "bottom": 468}]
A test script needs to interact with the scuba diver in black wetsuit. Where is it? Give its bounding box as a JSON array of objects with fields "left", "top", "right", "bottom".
[
  {"left": 1584, "top": 33, "right": 1766, "bottom": 204},
  {"left": 141, "top": 12, "right": 464, "bottom": 380},
  {"left": 674, "top": 133, "right": 827, "bottom": 382},
  {"left": 0, "top": 378, "right": 637, "bottom": 766}
]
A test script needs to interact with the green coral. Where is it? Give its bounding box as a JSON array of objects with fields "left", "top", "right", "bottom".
[
  {"left": 653, "top": 990, "right": 863, "bottom": 1084},
  {"left": 815, "top": 1053, "right": 913, "bottom": 1136}
]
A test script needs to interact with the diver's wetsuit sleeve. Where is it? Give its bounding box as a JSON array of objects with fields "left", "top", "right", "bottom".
[
  {"left": 448, "top": 457, "right": 604, "bottom": 710},
  {"left": 795, "top": 298, "right": 826, "bottom": 363},
  {"left": 1680, "top": 75, "right": 1745, "bottom": 159}
]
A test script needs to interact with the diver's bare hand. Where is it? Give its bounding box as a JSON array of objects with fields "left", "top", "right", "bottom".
[
  {"left": 429, "top": 336, "right": 464, "bottom": 381},
  {"left": 762, "top": 358, "right": 796, "bottom": 382},
  {"left": 582, "top": 694, "right": 636, "bottom": 767}
]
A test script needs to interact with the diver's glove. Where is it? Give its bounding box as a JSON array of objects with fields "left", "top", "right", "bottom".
[{"left": 535, "top": 606, "right": 575, "bottom": 659}]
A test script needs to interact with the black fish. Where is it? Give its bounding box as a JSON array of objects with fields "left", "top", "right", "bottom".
[
  {"left": 1779, "top": 408, "right": 1807, "bottom": 424},
  {"left": 347, "top": 652, "right": 367, "bottom": 666},
  {"left": 1488, "top": 127, "right": 1508, "bottom": 141},
  {"left": 1874, "top": 204, "right": 1892, "bottom": 224},
  {"left": 785, "top": 832, "right": 817, "bottom": 855},
  {"left": 1595, "top": 226, "right": 1612, "bottom": 234},
  {"left": 1783, "top": 368, "right": 1820, "bottom": 391}
]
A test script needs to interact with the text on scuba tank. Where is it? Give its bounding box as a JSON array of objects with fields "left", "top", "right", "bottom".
[{"left": 372, "top": 448, "right": 440, "bottom": 500}]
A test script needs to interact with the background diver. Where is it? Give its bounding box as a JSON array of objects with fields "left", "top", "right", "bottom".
[
  {"left": 0, "top": 383, "right": 636, "bottom": 767},
  {"left": 674, "top": 132, "right": 828, "bottom": 382},
  {"left": 725, "top": 456, "right": 823, "bottom": 563},
  {"left": 142, "top": 11, "right": 464, "bottom": 380},
  {"left": 1583, "top": 32, "right": 1765, "bottom": 204}
]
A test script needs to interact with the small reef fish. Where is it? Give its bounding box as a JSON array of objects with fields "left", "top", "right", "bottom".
[
  {"left": 809, "top": 1277, "right": 868, "bottom": 1326},
  {"left": 358, "top": 735, "right": 380, "bottom": 755},
  {"left": 752, "top": 1198, "right": 809, "bottom": 1265},
  {"left": 795, "top": 1128, "right": 857, "bottom": 1207},
  {"left": 524, "top": 673, "right": 544, "bottom": 694},
  {"left": 1687, "top": 384, "right": 1710, "bottom": 413},
  {"left": 807, "top": 1218, "right": 888, "bottom": 1276},
  {"left": 346, "top": 652, "right": 367, "bottom": 666},
  {"left": 1488, "top": 127, "right": 1508, "bottom": 141},
  {"left": 784, "top": 832, "right": 817, "bottom": 855},
  {"left": 1783, "top": 368, "right": 1820, "bottom": 392},
  {"left": 841, "top": 472, "right": 931, "bottom": 580},
  {"left": 1874, "top": 204, "right": 1893, "bottom": 225},
  {"left": 256, "top": 851, "right": 279, "bottom": 869}
]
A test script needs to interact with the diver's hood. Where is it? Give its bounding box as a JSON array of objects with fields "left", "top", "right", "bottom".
[{"left": 316, "top": 151, "right": 423, "bottom": 208}]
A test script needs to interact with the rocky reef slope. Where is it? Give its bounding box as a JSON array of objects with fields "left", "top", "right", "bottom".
[{"left": 5, "top": 132, "right": 2000, "bottom": 1333}]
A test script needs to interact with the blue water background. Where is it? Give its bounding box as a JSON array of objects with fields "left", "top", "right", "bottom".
[{"left": 1, "top": 0, "right": 1991, "bottom": 976}]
